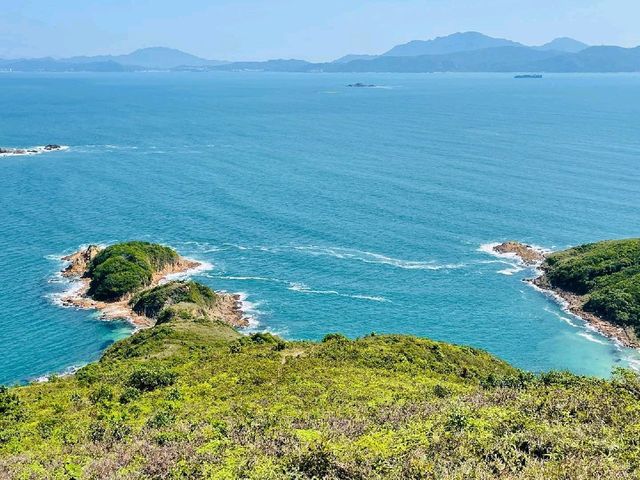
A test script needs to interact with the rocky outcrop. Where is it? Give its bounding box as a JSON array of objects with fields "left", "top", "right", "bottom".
[
  {"left": 493, "top": 241, "right": 546, "bottom": 265},
  {"left": 61, "top": 245, "right": 102, "bottom": 277},
  {"left": 0, "top": 145, "right": 64, "bottom": 156}
]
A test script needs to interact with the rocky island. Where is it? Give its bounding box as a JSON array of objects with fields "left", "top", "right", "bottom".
[
  {"left": 494, "top": 239, "right": 640, "bottom": 347},
  {"left": 0, "top": 144, "right": 65, "bottom": 156},
  {"left": 60, "top": 241, "right": 248, "bottom": 328}
]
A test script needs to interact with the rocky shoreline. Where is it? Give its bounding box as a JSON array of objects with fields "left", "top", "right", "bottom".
[
  {"left": 59, "top": 245, "right": 249, "bottom": 329},
  {"left": 492, "top": 241, "right": 639, "bottom": 349}
]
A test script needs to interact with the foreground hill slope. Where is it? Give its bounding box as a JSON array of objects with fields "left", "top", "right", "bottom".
[{"left": 3, "top": 316, "right": 640, "bottom": 478}]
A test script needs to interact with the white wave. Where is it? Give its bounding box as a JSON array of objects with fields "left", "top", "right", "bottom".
[
  {"left": 293, "top": 245, "right": 462, "bottom": 270},
  {"left": 287, "top": 281, "right": 390, "bottom": 303},
  {"left": 161, "top": 259, "right": 214, "bottom": 283},
  {"left": 350, "top": 294, "right": 389, "bottom": 302},
  {"left": 497, "top": 266, "right": 525, "bottom": 276},
  {"left": 577, "top": 332, "right": 609, "bottom": 345},
  {"left": 478, "top": 242, "right": 522, "bottom": 263},
  {"left": 543, "top": 306, "right": 578, "bottom": 327},
  {"left": 46, "top": 278, "right": 86, "bottom": 308},
  {"left": 234, "top": 292, "right": 266, "bottom": 330},
  {"left": 32, "top": 364, "right": 85, "bottom": 383},
  {"left": 478, "top": 242, "right": 544, "bottom": 276},
  {"left": 0, "top": 145, "right": 69, "bottom": 157},
  {"left": 211, "top": 275, "right": 280, "bottom": 282}
]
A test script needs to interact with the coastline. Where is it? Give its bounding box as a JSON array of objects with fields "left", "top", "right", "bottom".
[
  {"left": 492, "top": 241, "right": 639, "bottom": 349},
  {"left": 58, "top": 245, "right": 249, "bottom": 329}
]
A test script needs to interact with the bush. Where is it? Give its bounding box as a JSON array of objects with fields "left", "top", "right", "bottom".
[
  {"left": 322, "top": 333, "right": 350, "bottom": 343},
  {"left": 0, "top": 386, "right": 23, "bottom": 421},
  {"left": 127, "top": 367, "right": 178, "bottom": 392}
]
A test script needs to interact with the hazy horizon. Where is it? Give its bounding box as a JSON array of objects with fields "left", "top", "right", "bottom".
[{"left": 2, "top": 0, "right": 640, "bottom": 62}]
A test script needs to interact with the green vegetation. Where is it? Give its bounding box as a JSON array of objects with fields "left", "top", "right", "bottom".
[
  {"left": 131, "top": 280, "right": 219, "bottom": 324},
  {"left": 87, "top": 242, "right": 179, "bottom": 300},
  {"left": 543, "top": 238, "right": 640, "bottom": 333},
  {"left": 3, "top": 313, "right": 640, "bottom": 478}
]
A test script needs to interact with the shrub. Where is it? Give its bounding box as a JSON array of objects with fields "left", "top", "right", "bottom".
[
  {"left": 0, "top": 386, "right": 23, "bottom": 421},
  {"left": 127, "top": 367, "right": 178, "bottom": 392},
  {"left": 322, "top": 333, "right": 349, "bottom": 343}
]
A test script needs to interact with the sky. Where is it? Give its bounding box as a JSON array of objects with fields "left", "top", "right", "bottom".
[{"left": 1, "top": 0, "right": 639, "bottom": 61}]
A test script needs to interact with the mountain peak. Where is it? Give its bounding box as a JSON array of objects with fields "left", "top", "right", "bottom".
[
  {"left": 538, "top": 37, "right": 589, "bottom": 53},
  {"left": 383, "top": 32, "right": 523, "bottom": 57}
]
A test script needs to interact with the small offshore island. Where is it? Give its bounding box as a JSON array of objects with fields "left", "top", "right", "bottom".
[
  {"left": 0, "top": 144, "right": 65, "bottom": 156},
  {"left": 494, "top": 238, "right": 640, "bottom": 348},
  {"left": 3, "top": 240, "right": 640, "bottom": 478},
  {"left": 59, "top": 241, "right": 248, "bottom": 329}
]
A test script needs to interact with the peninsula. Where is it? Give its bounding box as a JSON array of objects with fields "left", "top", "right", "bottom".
[{"left": 494, "top": 239, "right": 640, "bottom": 347}]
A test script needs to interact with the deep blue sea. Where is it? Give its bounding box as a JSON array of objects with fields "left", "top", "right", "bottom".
[{"left": 1, "top": 72, "right": 640, "bottom": 384}]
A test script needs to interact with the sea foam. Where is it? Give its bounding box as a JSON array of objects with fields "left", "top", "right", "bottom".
[{"left": 0, "top": 145, "right": 69, "bottom": 157}]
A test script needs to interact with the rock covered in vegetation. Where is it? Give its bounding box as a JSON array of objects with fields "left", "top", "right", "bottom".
[
  {"left": 87, "top": 241, "right": 182, "bottom": 300},
  {"left": 536, "top": 238, "right": 640, "bottom": 345},
  {"left": 130, "top": 280, "right": 248, "bottom": 327}
]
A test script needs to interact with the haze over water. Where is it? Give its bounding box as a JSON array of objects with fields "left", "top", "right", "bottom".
[{"left": 1, "top": 72, "right": 639, "bottom": 384}]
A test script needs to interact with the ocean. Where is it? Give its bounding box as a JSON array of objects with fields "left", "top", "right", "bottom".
[{"left": 1, "top": 71, "right": 639, "bottom": 384}]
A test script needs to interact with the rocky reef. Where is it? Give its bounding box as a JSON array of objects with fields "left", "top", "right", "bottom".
[
  {"left": 493, "top": 241, "right": 546, "bottom": 265},
  {"left": 0, "top": 145, "right": 64, "bottom": 156}
]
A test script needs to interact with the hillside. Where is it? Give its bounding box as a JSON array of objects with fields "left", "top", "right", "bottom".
[
  {"left": 4, "top": 240, "right": 640, "bottom": 477},
  {"left": 4, "top": 315, "right": 640, "bottom": 478},
  {"left": 538, "top": 238, "right": 640, "bottom": 337}
]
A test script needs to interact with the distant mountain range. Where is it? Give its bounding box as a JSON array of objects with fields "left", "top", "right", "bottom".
[
  {"left": 1, "top": 33, "right": 638, "bottom": 73},
  {"left": 0, "top": 47, "right": 227, "bottom": 72}
]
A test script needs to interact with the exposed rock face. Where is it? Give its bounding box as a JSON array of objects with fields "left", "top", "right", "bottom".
[
  {"left": 62, "top": 245, "right": 102, "bottom": 277},
  {"left": 493, "top": 241, "right": 546, "bottom": 265},
  {"left": 216, "top": 293, "right": 250, "bottom": 328}
]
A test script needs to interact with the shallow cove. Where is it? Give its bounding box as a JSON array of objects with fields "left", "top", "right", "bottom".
[{"left": 1, "top": 72, "right": 640, "bottom": 383}]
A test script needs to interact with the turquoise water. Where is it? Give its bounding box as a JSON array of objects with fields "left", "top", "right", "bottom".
[{"left": 1, "top": 72, "right": 640, "bottom": 384}]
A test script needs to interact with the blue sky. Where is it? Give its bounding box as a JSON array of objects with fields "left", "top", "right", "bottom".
[{"left": 1, "top": 0, "right": 639, "bottom": 61}]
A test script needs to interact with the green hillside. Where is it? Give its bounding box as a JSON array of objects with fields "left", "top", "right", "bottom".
[
  {"left": 2, "top": 316, "right": 640, "bottom": 478},
  {"left": 542, "top": 238, "right": 640, "bottom": 334}
]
